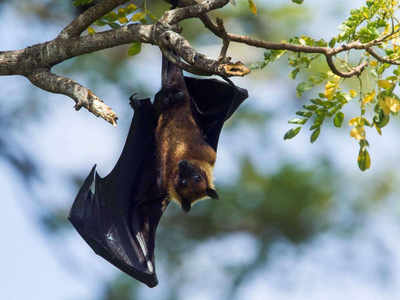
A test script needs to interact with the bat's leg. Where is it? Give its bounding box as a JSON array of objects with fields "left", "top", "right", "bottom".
[{"left": 129, "top": 93, "right": 151, "bottom": 110}]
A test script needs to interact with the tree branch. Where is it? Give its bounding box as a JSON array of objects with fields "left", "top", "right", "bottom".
[
  {"left": 4, "top": 0, "right": 399, "bottom": 124},
  {"left": 366, "top": 47, "right": 400, "bottom": 65},
  {"left": 0, "top": 24, "right": 154, "bottom": 76},
  {"left": 27, "top": 69, "right": 118, "bottom": 126},
  {"left": 216, "top": 18, "right": 230, "bottom": 62},
  {"left": 160, "top": 0, "right": 229, "bottom": 24},
  {"left": 159, "top": 30, "right": 250, "bottom": 76}
]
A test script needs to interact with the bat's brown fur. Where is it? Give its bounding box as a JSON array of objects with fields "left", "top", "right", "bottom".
[{"left": 155, "top": 89, "right": 217, "bottom": 212}]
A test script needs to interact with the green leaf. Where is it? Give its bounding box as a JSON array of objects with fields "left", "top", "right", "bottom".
[
  {"left": 288, "top": 118, "right": 307, "bottom": 125},
  {"left": 108, "top": 22, "right": 121, "bottom": 29},
  {"left": 333, "top": 112, "right": 344, "bottom": 128},
  {"left": 73, "top": 0, "right": 93, "bottom": 7},
  {"left": 310, "top": 128, "right": 320, "bottom": 143},
  {"left": 284, "top": 127, "right": 301, "bottom": 140},
  {"left": 358, "top": 149, "right": 371, "bottom": 171},
  {"left": 94, "top": 19, "right": 107, "bottom": 26},
  {"left": 296, "top": 81, "right": 314, "bottom": 97},
  {"left": 373, "top": 110, "right": 390, "bottom": 128},
  {"left": 291, "top": 0, "right": 304, "bottom": 4},
  {"left": 296, "top": 111, "right": 313, "bottom": 118},
  {"left": 329, "top": 38, "right": 336, "bottom": 48},
  {"left": 128, "top": 42, "right": 142, "bottom": 56},
  {"left": 303, "top": 104, "right": 318, "bottom": 111},
  {"left": 290, "top": 68, "right": 300, "bottom": 79},
  {"left": 104, "top": 12, "right": 118, "bottom": 22}
]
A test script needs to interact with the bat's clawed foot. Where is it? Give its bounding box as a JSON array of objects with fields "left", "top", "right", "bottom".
[{"left": 129, "top": 93, "right": 151, "bottom": 110}]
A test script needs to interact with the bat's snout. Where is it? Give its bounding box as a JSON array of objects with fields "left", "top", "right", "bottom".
[{"left": 181, "top": 198, "right": 191, "bottom": 213}]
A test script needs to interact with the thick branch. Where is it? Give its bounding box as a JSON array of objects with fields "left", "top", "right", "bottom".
[
  {"left": 159, "top": 30, "right": 250, "bottom": 76},
  {"left": 0, "top": 24, "right": 154, "bottom": 76},
  {"left": 59, "top": 0, "right": 129, "bottom": 38},
  {"left": 27, "top": 69, "right": 118, "bottom": 126}
]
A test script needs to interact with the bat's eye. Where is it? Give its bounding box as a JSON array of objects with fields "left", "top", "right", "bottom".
[
  {"left": 180, "top": 179, "right": 188, "bottom": 187},
  {"left": 193, "top": 175, "right": 201, "bottom": 182}
]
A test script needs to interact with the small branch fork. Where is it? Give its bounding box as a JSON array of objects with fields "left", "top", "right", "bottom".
[{"left": 1, "top": 0, "right": 400, "bottom": 124}]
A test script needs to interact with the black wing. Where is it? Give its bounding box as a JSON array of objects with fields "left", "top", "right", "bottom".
[
  {"left": 185, "top": 77, "right": 248, "bottom": 151},
  {"left": 69, "top": 57, "right": 248, "bottom": 288},
  {"left": 69, "top": 99, "right": 164, "bottom": 288}
]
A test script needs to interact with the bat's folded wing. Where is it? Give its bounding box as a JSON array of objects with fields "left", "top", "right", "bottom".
[
  {"left": 69, "top": 99, "right": 163, "bottom": 288},
  {"left": 185, "top": 77, "right": 249, "bottom": 151}
]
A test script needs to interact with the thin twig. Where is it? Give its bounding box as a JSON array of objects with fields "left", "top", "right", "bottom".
[
  {"left": 216, "top": 18, "right": 230, "bottom": 63},
  {"left": 366, "top": 48, "right": 400, "bottom": 65}
]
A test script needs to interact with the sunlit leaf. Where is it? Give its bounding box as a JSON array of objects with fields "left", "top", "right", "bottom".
[
  {"left": 284, "top": 127, "right": 301, "bottom": 140},
  {"left": 333, "top": 112, "right": 344, "bottom": 127},
  {"left": 288, "top": 118, "right": 307, "bottom": 125},
  {"left": 358, "top": 149, "right": 371, "bottom": 171},
  {"left": 128, "top": 42, "right": 142, "bottom": 56},
  {"left": 310, "top": 128, "right": 320, "bottom": 143},
  {"left": 248, "top": 0, "right": 257, "bottom": 15}
]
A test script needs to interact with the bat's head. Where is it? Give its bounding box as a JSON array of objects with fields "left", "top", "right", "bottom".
[{"left": 173, "top": 160, "right": 218, "bottom": 212}]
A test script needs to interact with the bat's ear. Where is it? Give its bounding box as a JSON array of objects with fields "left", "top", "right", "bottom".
[{"left": 206, "top": 188, "right": 219, "bottom": 199}]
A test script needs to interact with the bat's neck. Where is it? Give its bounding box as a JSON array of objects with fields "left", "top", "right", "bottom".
[{"left": 161, "top": 54, "right": 186, "bottom": 90}]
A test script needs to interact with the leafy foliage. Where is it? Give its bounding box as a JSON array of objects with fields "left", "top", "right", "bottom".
[
  {"left": 86, "top": 1, "right": 159, "bottom": 57},
  {"left": 73, "top": 0, "right": 94, "bottom": 6},
  {"left": 251, "top": 0, "right": 400, "bottom": 171}
]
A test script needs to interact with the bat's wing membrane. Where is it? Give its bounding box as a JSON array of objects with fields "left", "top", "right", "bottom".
[
  {"left": 185, "top": 77, "right": 249, "bottom": 151},
  {"left": 69, "top": 99, "right": 164, "bottom": 287}
]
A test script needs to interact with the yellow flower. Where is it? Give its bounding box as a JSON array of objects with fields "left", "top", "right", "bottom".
[
  {"left": 385, "top": 97, "right": 400, "bottom": 113},
  {"left": 349, "top": 89, "right": 357, "bottom": 98},
  {"left": 119, "top": 16, "right": 128, "bottom": 24},
  {"left": 362, "top": 91, "right": 376, "bottom": 104},
  {"left": 324, "top": 75, "right": 340, "bottom": 100},
  {"left": 370, "top": 60, "right": 378, "bottom": 67},
  {"left": 349, "top": 117, "right": 362, "bottom": 126},
  {"left": 378, "top": 80, "right": 393, "bottom": 90},
  {"left": 87, "top": 27, "right": 95, "bottom": 35},
  {"left": 350, "top": 127, "right": 365, "bottom": 140}
]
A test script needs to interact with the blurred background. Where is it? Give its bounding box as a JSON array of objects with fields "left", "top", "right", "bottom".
[{"left": 2, "top": 0, "right": 400, "bottom": 299}]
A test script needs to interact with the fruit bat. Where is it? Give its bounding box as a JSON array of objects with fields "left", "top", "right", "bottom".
[{"left": 68, "top": 55, "right": 248, "bottom": 287}]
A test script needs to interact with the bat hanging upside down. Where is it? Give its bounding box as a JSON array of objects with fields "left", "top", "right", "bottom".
[
  {"left": 153, "top": 56, "right": 219, "bottom": 212},
  {"left": 69, "top": 53, "right": 248, "bottom": 287}
]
